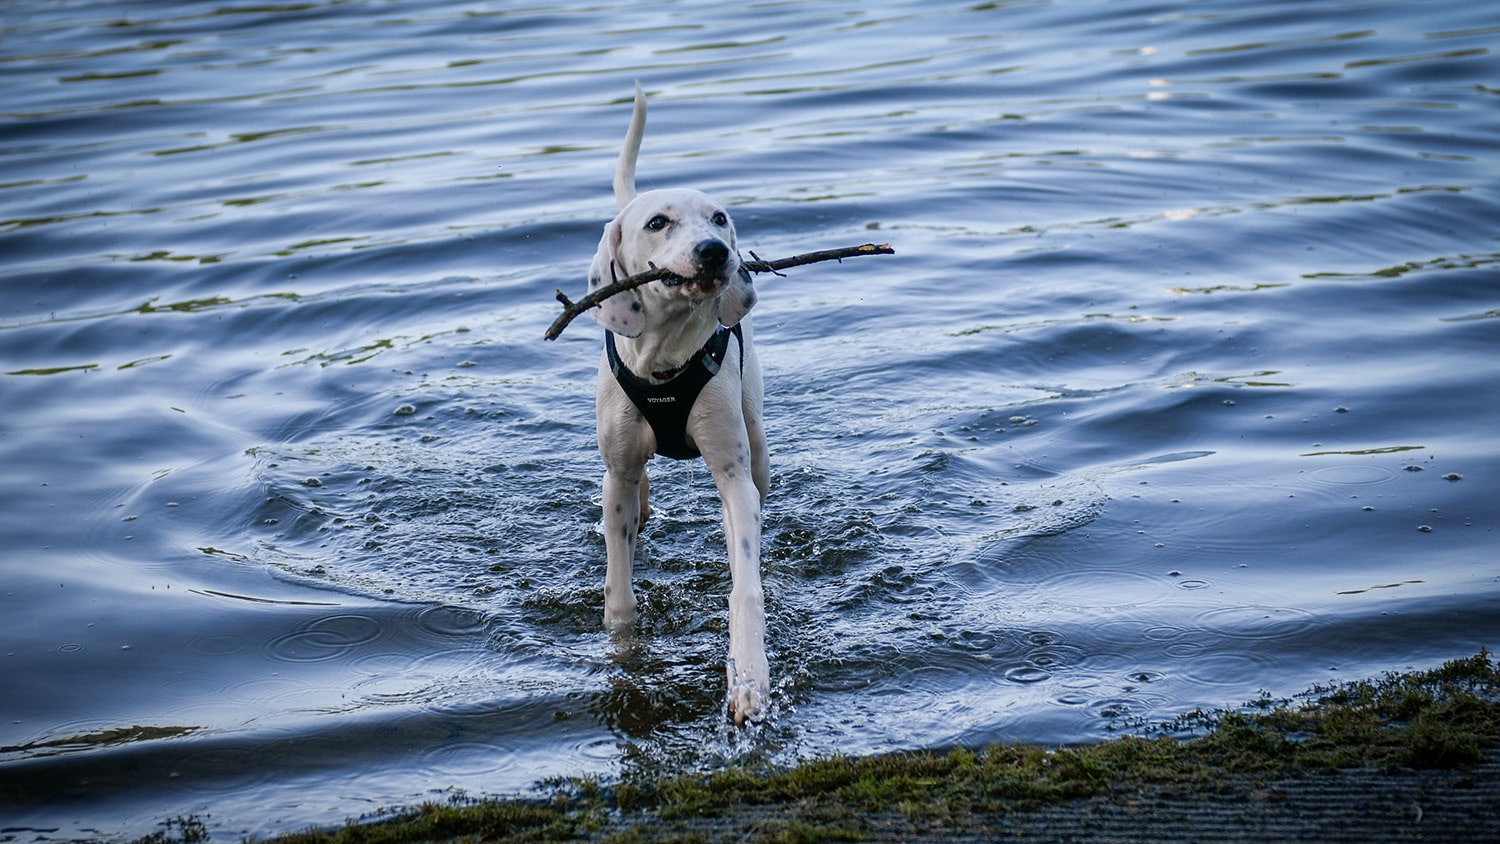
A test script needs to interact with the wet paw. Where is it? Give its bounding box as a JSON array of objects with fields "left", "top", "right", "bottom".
[
  {"left": 729, "top": 681, "right": 767, "bottom": 726},
  {"left": 603, "top": 601, "right": 637, "bottom": 633},
  {"left": 726, "top": 656, "right": 770, "bottom": 726}
]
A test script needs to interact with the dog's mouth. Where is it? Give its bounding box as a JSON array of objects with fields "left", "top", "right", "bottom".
[
  {"left": 659, "top": 269, "right": 730, "bottom": 294},
  {"left": 651, "top": 239, "right": 737, "bottom": 295}
]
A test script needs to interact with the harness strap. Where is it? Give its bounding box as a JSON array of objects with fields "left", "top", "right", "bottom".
[{"left": 606, "top": 324, "right": 744, "bottom": 460}]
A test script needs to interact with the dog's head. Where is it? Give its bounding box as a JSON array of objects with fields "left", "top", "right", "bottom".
[{"left": 587, "top": 188, "right": 756, "bottom": 338}]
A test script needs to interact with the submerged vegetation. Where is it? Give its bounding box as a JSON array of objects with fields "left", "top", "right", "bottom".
[{"left": 144, "top": 650, "right": 1498, "bottom": 843}]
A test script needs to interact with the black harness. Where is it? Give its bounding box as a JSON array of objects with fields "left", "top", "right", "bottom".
[{"left": 605, "top": 324, "right": 744, "bottom": 460}]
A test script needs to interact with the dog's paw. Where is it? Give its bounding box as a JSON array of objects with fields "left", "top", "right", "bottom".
[
  {"left": 603, "top": 600, "right": 637, "bottom": 634},
  {"left": 728, "top": 681, "right": 767, "bottom": 726},
  {"left": 726, "top": 657, "right": 770, "bottom": 726}
]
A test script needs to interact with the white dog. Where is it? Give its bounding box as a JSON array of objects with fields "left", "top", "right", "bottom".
[{"left": 586, "top": 85, "right": 771, "bottom": 724}]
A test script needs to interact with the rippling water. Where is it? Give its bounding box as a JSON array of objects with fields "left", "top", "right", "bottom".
[{"left": 3, "top": 0, "right": 1498, "bottom": 838}]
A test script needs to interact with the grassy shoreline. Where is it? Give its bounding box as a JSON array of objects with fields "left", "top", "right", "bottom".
[{"left": 140, "top": 649, "right": 1499, "bottom": 843}]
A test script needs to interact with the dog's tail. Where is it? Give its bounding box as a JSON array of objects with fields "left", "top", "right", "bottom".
[{"left": 613, "top": 81, "right": 647, "bottom": 210}]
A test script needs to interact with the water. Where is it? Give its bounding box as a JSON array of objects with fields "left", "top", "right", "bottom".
[{"left": 2, "top": 0, "right": 1498, "bottom": 838}]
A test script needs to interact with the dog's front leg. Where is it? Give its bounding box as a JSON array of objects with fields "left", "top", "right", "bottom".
[
  {"left": 601, "top": 465, "right": 643, "bottom": 631},
  {"left": 598, "top": 369, "right": 652, "bottom": 633},
  {"left": 708, "top": 445, "right": 770, "bottom": 724}
]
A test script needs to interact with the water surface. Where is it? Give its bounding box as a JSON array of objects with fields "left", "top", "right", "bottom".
[{"left": 3, "top": 0, "right": 1498, "bottom": 839}]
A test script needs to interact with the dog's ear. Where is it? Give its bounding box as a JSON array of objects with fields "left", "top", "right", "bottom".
[
  {"left": 587, "top": 218, "right": 645, "bottom": 337},
  {"left": 716, "top": 265, "right": 757, "bottom": 328}
]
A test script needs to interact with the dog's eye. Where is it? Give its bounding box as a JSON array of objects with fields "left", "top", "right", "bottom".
[
  {"left": 645, "top": 214, "right": 670, "bottom": 232},
  {"left": 712, "top": 211, "right": 728, "bottom": 227}
]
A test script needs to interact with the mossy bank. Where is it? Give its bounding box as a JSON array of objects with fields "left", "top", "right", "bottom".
[{"left": 139, "top": 650, "right": 1500, "bottom": 843}]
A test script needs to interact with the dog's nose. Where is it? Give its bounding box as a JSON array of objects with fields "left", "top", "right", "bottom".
[{"left": 695, "top": 239, "right": 730, "bottom": 272}]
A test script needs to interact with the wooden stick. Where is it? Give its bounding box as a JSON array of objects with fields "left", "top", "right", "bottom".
[{"left": 545, "top": 242, "right": 894, "bottom": 340}]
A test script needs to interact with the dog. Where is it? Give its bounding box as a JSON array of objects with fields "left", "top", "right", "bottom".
[{"left": 585, "top": 84, "right": 771, "bottom": 725}]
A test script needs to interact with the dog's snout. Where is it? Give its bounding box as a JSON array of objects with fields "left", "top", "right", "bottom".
[{"left": 695, "top": 239, "right": 730, "bottom": 272}]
